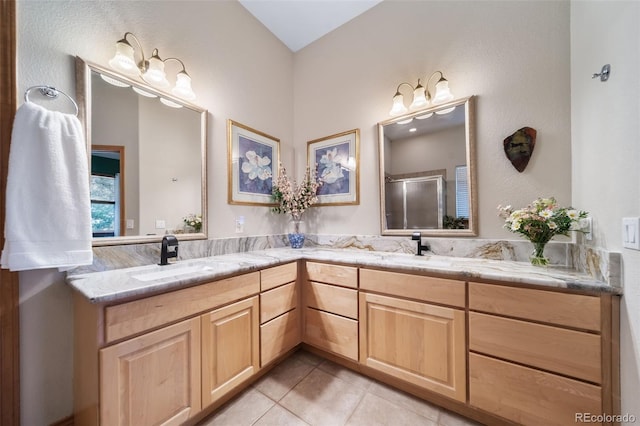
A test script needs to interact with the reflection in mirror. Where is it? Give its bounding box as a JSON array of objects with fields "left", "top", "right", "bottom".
[
  {"left": 378, "top": 96, "right": 477, "bottom": 236},
  {"left": 76, "top": 57, "right": 208, "bottom": 245}
]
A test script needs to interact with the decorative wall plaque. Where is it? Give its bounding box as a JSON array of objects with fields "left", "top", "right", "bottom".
[{"left": 503, "top": 127, "right": 537, "bottom": 172}]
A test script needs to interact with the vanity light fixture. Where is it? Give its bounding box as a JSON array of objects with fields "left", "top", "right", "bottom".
[
  {"left": 388, "top": 71, "right": 454, "bottom": 117},
  {"left": 108, "top": 32, "right": 197, "bottom": 101}
]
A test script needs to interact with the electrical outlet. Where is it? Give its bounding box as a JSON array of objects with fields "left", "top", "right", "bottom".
[
  {"left": 622, "top": 217, "right": 640, "bottom": 250},
  {"left": 155, "top": 219, "right": 166, "bottom": 229},
  {"left": 235, "top": 216, "right": 245, "bottom": 233}
]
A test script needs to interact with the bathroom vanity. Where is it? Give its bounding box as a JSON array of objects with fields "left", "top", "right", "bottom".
[{"left": 68, "top": 248, "right": 620, "bottom": 426}]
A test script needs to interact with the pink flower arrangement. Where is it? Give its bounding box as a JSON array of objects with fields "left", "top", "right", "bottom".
[{"left": 272, "top": 163, "right": 322, "bottom": 220}]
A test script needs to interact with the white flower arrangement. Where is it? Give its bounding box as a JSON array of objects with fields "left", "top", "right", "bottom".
[
  {"left": 272, "top": 163, "right": 322, "bottom": 220},
  {"left": 183, "top": 213, "right": 202, "bottom": 232},
  {"left": 497, "top": 197, "right": 588, "bottom": 265}
]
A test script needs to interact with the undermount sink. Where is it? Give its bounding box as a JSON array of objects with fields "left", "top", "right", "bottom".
[
  {"left": 421, "top": 258, "right": 452, "bottom": 268},
  {"left": 132, "top": 264, "right": 215, "bottom": 282}
]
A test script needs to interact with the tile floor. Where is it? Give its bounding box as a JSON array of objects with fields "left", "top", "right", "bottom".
[{"left": 198, "top": 350, "right": 482, "bottom": 426}]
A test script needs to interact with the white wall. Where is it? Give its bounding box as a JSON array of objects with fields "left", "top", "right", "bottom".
[
  {"left": 17, "top": 1, "right": 292, "bottom": 424},
  {"left": 293, "top": 0, "right": 571, "bottom": 237},
  {"left": 571, "top": 1, "right": 640, "bottom": 421},
  {"left": 138, "top": 99, "right": 201, "bottom": 235}
]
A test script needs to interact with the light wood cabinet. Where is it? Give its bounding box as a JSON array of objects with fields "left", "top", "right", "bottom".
[
  {"left": 303, "top": 262, "right": 359, "bottom": 360},
  {"left": 74, "top": 271, "right": 263, "bottom": 426},
  {"left": 74, "top": 259, "right": 620, "bottom": 426},
  {"left": 259, "top": 263, "right": 300, "bottom": 367},
  {"left": 468, "top": 282, "right": 619, "bottom": 426},
  {"left": 470, "top": 353, "right": 602, "bottom": 426},
  {"left": 100, "top": 317, "right": 202, "bottom": 426},
  {"left": 359, "top": 292, "right": 466, "bottom": 402},
  {"left": 201, "top": 296, "right": 259, "bottom": 406}
]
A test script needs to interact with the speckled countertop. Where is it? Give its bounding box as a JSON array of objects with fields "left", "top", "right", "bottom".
[{"left": 66, "top": 248, "right": 622, "bottom": 304}]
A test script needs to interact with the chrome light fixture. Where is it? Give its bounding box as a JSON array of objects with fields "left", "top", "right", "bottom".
[
  {"left": 389, "top": 71, "right": 454, "bottom": 117},
  {"left": 108, "top": 32, "right": 196, "bottom": 101}
]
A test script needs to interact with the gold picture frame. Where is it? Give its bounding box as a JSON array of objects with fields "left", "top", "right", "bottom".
[
  {"left": 227, "top": 119, "right": 280, "bottom": 206},
  {"left": 307, "top": 128, "right": 360, "bottom": 206}
]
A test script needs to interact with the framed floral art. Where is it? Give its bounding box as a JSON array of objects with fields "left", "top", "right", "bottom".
[
  {"left": 307, "top": 128, "right": 360, "bottom": 206},
  {"left": 228, "top": 119, "right": 280, "bottom": 205}
]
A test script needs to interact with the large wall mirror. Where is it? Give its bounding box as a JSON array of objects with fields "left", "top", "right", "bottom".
[
  {"left": 76, "top": 57, "right": 208, "bottom": 246},
  {"left": 378, "top": 96, "right": 477, "bottom": 236}
]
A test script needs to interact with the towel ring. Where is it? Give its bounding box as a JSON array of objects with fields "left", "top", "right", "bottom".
[{"left": 24, "top": 85, "right": 79, "bottom": 116}]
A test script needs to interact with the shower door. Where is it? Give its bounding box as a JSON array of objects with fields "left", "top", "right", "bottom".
[{"left": 384, "top": 175, "right": 444, "bottom": 230}]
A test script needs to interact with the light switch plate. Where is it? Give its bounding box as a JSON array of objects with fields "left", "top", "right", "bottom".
[
  {"left": 235, "top": 216, "right": 245, "bottom": 233},
  {"left": 126, "top": 219, "right": 134, "bottom": 229},
  {"left": 622, "top": 217, "right": 640, "bottom": 250}
]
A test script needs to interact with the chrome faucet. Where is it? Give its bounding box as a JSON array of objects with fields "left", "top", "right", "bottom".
[
  {"left": 159, "top": 235, "right": 179, "bottom": 265},
  {"left": 412, "top": 232, "right": 430, "bottom": 256}
]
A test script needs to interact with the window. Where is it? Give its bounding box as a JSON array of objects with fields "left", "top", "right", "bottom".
[
  {"left": 91, "top": 174, "right": 118, "bottom": 237},
  {"left": 455, "top": 165, "right": 469, "bottom": 218}
]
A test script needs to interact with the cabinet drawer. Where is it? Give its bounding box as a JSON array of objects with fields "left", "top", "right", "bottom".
[
  {"left": 260, "top": 282, "right": 297, "bottom": 324},
  {"left": 469, "top": 312, "right": 601, "bottom": 383},
  {"left": 105, "top": 272, "right": 260, "bottom": 343},
  {"left": 306, "top": 261, "right": 358, "bottom": 288},
  {"left": 261, "top": 262, "right": 297, "bottom": 291},
  {"left": 261, "top": 308, "right": 300, "bottom": 366},
  {"left": 304, "top": 307, "right": 358, "bottom": 360},
  {"left": 469, "top": 282, "right": 601, "bottom": 331},
  {"left": 305, "top": 281, "right": 358, "bottom": 319},
  {"left": 360, "top": 269, "right": 465, "bottom": 308},
  {"left": 469, "top": 353, "right": 602, "bottom": 426}
]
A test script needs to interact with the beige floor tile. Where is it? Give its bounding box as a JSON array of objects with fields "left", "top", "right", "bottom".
[
  {"left": 367, "top": 380, "right": 440, "bottom": 421},
  {"left": 279, "top": 368, "right": 366, "bottom": 426},
  {"left": 254, "top": 405, "right": 310, "bottom": 426},
  {"left": 199, "top": 388, "right": 275, "bottom": 426},
  {"left": 254, "top": 355, "right": 316, "bottom": 401},
  {"left": 317, "top": 360, "right": 374, "bottom": 390},
  {"left": 293, "top": 349, "right": 325, "bottom": 367},
  {"left": 346, "top": 392, "right": 439, "bottom": 426}
]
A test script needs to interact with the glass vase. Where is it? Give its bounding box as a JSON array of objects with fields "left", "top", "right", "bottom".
[
  {"left": 287, "top": 215, "right": 305, "bottom": 249},
  {"left": 530, "top": 241, "right": 549, "bottom": 266}
]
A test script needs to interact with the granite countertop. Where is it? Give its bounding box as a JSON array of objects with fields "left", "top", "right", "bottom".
[{"left": 66, "top": 248, "right": 622, "bottom": 304}]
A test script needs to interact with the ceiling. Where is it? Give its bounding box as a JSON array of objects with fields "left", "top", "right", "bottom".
[{"left": 238, "top": 0, "right": 383, "bottom": 52}]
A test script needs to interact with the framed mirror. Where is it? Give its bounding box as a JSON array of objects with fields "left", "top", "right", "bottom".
[
  {"left": 75, "top": 57, "right": 208, "bottom": 246},
  {"left": 378, "top": 96, "right": 477, "bottom": 236}
]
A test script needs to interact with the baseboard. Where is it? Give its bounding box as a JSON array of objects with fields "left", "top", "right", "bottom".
[{"left": 50, "top": 415, "right": 74, "bottom": 426}]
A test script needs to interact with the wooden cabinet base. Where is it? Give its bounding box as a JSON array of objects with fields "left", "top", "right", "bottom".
[
  {"left": 303, "top": 308, "right": 358, "bottom": 360},
  {"left": 100, "top": 317, "right": 202, "bottom": 426},
  {"left": 469, "top": 353, "right": 602, "bottom": 426},
  {"left": 359, "top": 292, "right": 466, "bottom": 402}
]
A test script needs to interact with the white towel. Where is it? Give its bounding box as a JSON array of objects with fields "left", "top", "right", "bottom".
[{"left": 1, "top": 102, "right": 93, "bottom": 271}]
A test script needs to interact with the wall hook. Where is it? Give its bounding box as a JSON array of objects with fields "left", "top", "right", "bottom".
[{"left": 592, "top": 64, "right": 611, "bottom": 82}]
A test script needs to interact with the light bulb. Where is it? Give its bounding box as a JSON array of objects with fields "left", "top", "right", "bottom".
[
  {"left": 409, "top": 83, "right": 428, "bottom": 110},
  {"left": 108, "top": 40, "right": 138, "bottom": 76},
  {"left": 100, "top": 74, "right": 130, "bottom": 88},
  {"left": 142, "top": 54, "right": 170, "bottom": 89},
  {"left": 172, "top": 71, "right": 196, "bottom": 100},
  {"left": 389, "top": 93, "right": 408, "bottom": 116},
  {"left": 160, "top": 98, "right": 183, "bottom": 108},
  {"left": 433, "top": 78, "right": 453, "bottom": 104}
]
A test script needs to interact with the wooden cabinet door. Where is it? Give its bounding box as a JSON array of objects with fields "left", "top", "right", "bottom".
[
  {"left": 359, "top": 292, "right": 466, "bottom": 402},
  {"left": 201, "top": 296, "right": 259, "bottom": 407},
  {"left": 100, "top": 317, "right": 202, "bottom": 426}
]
